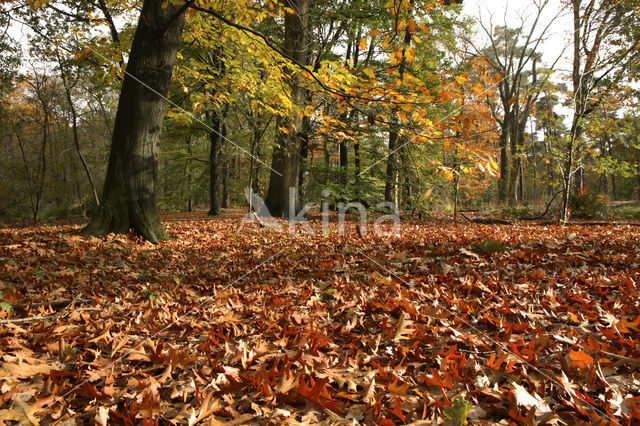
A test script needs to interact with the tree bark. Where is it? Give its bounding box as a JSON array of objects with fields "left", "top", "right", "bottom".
[
  {"left": 83, "top": 0, "right": 186, "bottom": 243},
  {"left": 339, "top": 140, "right": 348, "bottom": 187},
  {"left": 498, "top": 120, "right": 511, "bottom": 202},
  {"left": 637, "top": 164, "right": 640, "bottom": 201},
  {"left": 222, "top": 154, "right": 229, "bottom": 208},
  {"left": 384, "top": 128, "right": 398, "bottom": 203},
  {"left": 208, "top": 112, "right": 222, "bottom": 216},
  {"left": 265, "top": 0, "right": 309, "bottom": 218},
  {"left": 186, "top": 135, "right": 192, "bottom": 211}
]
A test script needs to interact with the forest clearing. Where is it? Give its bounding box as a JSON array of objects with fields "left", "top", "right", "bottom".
[{"left": 2, "top": 0, "right": 640, "bottom": 423}]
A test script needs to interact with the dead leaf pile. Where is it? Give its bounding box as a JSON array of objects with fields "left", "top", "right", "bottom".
[{"left": 0, "top": 211, "right": 639, "bottom": 424}]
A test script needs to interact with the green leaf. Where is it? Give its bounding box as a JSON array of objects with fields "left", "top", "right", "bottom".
[
  {"left": 443, "top": 397, "right": 472, "bottom": 426},
  {"left": 0, "top": 301, "right": 13, "bottom": 312}
]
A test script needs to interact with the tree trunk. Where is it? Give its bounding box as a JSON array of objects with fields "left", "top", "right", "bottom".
[
  {"left": 384, "top": 128, "right": 398, "bottom": 203},
  {"left": 532, "top": 134, "right": 537, "bottom": 201},
  {"left": 339, "top": 140, "right": 348, "bottom": 188},
  {"left": 611, "top": 173, "right": 617, "bottom": 201},
  {"left": 518, "top": 159, "right": 524, "bottom": 202},
  {"left": 265, "top": 0, "right": 309, "bottom": 218},
  {"left": 637, "top": 164, "right": 640, "bottom": 201},
  {"left": 83, "top": 0, "right": 186, "bottom": 243},
  {"left": 498, "top": 120, "right": 511, "bottom": 202},
  {"left": 186, "top": 136, "right": 192, "bottom": 212},
  {"left": 208, "top": 112, "right": 222, "bottom": 216},
  {"left": 60, "top": 67, "right": 100, "bottom": 208},
  {"left": 222, "top": 155, "right": 229, "bottom": 208},
  {"left": 298, "top": 113, "right": 311, "bottom": 202}
]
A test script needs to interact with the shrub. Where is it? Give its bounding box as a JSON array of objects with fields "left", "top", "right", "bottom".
[
  {"left": 614, "top": 203, "right": 640, "bottom": 220},
  {"left": 569, "top": 187, "right": 609, "bottom": 219}
]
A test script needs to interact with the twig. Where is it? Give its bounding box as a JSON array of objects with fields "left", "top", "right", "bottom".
[{"left": 523, "top": 190, "right": 562, "bottom": 220}]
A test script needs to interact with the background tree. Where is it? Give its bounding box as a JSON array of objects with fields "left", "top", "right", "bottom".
[{"left": 561, "top": 0, "right": 640, "bottom": 222}]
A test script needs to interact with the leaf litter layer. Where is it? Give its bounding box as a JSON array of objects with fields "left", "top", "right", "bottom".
[{"left": 1, "top": 211, "right": 639, "bottom": 424}]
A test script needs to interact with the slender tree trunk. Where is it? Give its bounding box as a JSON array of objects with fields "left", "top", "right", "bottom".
[
  {"left": 59, "top": 66, "right": 100, "bottom": 208},
  {"left": 186, "top": 136, "right": 192, "bottom": 212},
  {"left": 498, "top": 120, "right": 511, "bottom": 202},
  {"left": 532, "top": 134, "right": 537, "bottom": 201},
  {"left": 222, "top": 157, "right": 229, "bottom": 208},
  {"left": 83, "top": 0, "right": 186, "bottom": 243},
  {"left": 354, "top": 141, "right": 361, "bottom": 182},
  {"left": 562, "top": 0, "right": 583, "bottom": 224},
  {"left": 518, "top": 159, "right": 524, "bottom": 202},
  {"left": 384, "top": 128, "right": 398, "bottom": 203},
  {"left": 265, "top": 0, "right": 309, "bottom": 217},
  {"left": 208, "top": 112, "right": 222, "bottom": 216},
  {"left": 248, "top": 125, "right": 259, "bottom": 205},
  {"left": 574, "top": 166, "right": 584, "bottom": 194},
  {"left": 637, "top": 164, "right": 640, "bottom": 201},
  {"left": 400, "top": 143, "right": 411, "bottom": 208},
  {"left": 611, "top": 173, "right": 617, "bottom": 201},
  {"left": 384, "top": 20, "right": 414, "bottom": 206},
  {"left": 339, "top": 141, "right": 348, "bottom": 187},
  {"left": 298, "top": 114, "right": 310, "bottom": 201}
]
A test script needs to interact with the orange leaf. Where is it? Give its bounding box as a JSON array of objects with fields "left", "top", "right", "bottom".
[
  {"left": 568, "top": 350, "right": 594, "bottom": 369},
  {"left": 389, "top": 396, "right": 405, "bottom": 422}
]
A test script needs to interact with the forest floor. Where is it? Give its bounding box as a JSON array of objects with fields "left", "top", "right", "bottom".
[{"left": 1, "top": 210, "right": 640, "bottom": 424}]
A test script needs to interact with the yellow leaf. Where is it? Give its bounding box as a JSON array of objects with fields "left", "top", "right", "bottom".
[
  {"left": 397, "top": 18, "right": 407, "bottom": 32},
  {"left": 443, "top": 169, "right": 454, "bottom": 181},
  {"left": 278, "top": 126, "right": 289, "bottom": 134},
  {"left": 358, "top": 38, "right": 367, "bottom": 51},
  {"left": 395, "top": 49, "right": 404, "bottom": 63},
  {"left": 454, "top": 75, "right": 467, "bottom": 85},
  {"left": 405, "top": 46, "right": 416, "bottom": 64},
  {"left": 363, "top": 68, "right": 376, "bottom": 79}
]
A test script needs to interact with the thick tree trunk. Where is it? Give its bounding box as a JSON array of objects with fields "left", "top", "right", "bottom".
[
  {"left": 266, "top": 120, "right": 302, "bottom": 217},
  {"left": 83, "top": 0, "right": 185, "bottom": 243},
  {"left": 265, "top": 0, "right": 309, "bottom": 218}
]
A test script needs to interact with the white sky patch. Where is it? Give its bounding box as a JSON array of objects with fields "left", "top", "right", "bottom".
[{"left": 462, "top": 0, "right": 574, "bottom": 76}]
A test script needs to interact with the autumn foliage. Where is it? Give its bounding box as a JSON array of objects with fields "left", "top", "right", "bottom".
[{"left": 1, "top": 212, "right": 639, "bottom": 423}]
